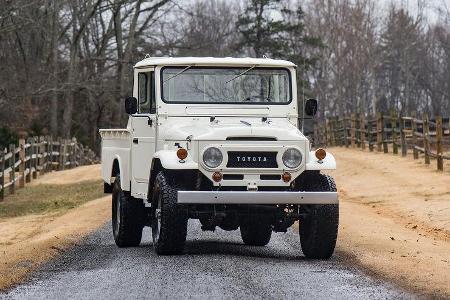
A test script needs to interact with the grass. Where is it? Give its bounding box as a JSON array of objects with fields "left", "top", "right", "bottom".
[{"left": 0, "top": 180, "right": 104, "bottom": 219}]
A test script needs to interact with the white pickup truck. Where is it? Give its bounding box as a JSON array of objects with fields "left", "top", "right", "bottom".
[{"left": 100, "top": 57, "right": 338, "bottom": 258}]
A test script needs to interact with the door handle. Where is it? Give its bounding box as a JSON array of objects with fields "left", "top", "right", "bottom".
[
  {"left": 148, "top": 118, "right": 153, "bottom": 126},
  {"left": 133, "top": 138, "right": 139, "bottom": 144}
]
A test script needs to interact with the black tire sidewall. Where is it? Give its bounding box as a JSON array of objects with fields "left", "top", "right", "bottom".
[
  {"left": 111, "top": 173, "right": 143, "bottom": 247},
  {"left": 151, "top": 172, "right": 188, "bottom": 255},
  {"left": 299, "top": 173, "right": 339, "bottom": 259}
]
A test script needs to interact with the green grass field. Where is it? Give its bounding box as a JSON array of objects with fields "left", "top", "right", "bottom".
[{"left": 0, "top": 180, "right": 104, "bottom": 219}]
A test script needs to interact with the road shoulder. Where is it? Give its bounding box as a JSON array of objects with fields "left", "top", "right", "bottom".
[
  {"left": 328, "top": 147, "right": 450, "bottom": 298},
  {"left": 0, "top": 196, "right": 110, "bottom": 291}
]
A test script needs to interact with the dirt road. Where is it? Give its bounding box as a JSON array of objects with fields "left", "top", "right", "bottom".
[{"left": 328, "top": 147, "right": 450, "bottom": 297}]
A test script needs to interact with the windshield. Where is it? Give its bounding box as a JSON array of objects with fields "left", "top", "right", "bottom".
[{"left": 161, "top": 67, "right": 291, "bottom": 104}]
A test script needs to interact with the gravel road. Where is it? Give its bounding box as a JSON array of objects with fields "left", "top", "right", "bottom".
[{"left": 3, "top": 222, "right": 411, "bottom": 300}]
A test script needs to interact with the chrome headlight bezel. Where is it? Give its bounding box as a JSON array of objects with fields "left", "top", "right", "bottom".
[
  {"left": 282, "top": 148, "right": 303, "bottom": 169},
  {"left": 202, "top": 147, "right": 223, "bottom": 168}
]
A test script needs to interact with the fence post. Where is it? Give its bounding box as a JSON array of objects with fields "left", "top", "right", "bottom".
[
  {"left": 400, "top": 116, "right": 407, "bottom": 157},
  {"left": 423, "top": 114, "right": 430, "bottom": 165},
  {"left": 342, "top": 116, "right": 348, "bottom": 148},
  {"left": 376, "top": 113, "right": 382, "bottom": 152},
  {"left": 61, "top": 140, "right": 67, "bottom": 170},
  {"left": 367, "top": 115, "right": 373, "bottom": 151},
  {"left": 350, "top": 113, "right": 356, "bottom": 148},
  {"left": 32, "top": 137, "right": 38, "bottom": 179},
  {"left": 58, "top": 138, "right": 63, "bottom": 171},
  {"left": 48, "top": 136, "right": 53, "bottom": 171},
  {"left": 412, "top": 113, "right": 418, "bottom": 159},
  {"left": 381, "top": 115, "right": 388, "bottom": 153},
  {"left": 360, "top": 113, "right": 366, "bottom": 150},
  {"left": 391, "top": 112, "right": 398, "bottom": 155},
  {"left": 38, "top": 136, "right": 45, "bottom": 175},
  {"left": 0, "top": 149, "right": 5, "bottom": 201},
  {"left": 436, "top": 116, "right": 443, "bottom": 171},
  {"left": 9, "top": 144, "right": 15, "bottom": 194},
  {"left": 18, "top": 136, "right": 25, "bottom": 188}
]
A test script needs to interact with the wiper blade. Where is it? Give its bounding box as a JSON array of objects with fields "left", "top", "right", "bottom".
[
  {"left": 225, "top": 65, "right": 257, "bottom": 84},
  {"left": 163, "top": 65, "right": 194, "bottom": 83}
]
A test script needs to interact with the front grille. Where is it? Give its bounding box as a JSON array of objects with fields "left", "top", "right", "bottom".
[{"left": 226, "top": 151, "right": 278, "bottom": 168}]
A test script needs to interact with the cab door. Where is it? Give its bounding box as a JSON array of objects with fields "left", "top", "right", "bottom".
[{"left": 131, "top": 69, "right": 156, "bottom": 198}]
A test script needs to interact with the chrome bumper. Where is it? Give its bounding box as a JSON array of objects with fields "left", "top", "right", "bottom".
[{"left": 177, "top": 191, "right": 338, "bottom": 205}]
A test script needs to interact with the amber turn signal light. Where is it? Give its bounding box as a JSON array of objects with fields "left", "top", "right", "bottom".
[
  {"left": 177, "top": 148, "right": 188, "bottom": 160},
  {"left": 212, "top": 172, "right": 223, "bottom": 182},
  {"left": 315, "top": 148, "right": 327, "bottom": 161},
  {"left": 282, "top": 172, "right": 291, "bottom": 183}
]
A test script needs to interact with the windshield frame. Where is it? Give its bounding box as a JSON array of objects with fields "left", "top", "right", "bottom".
[{"left": 160, "top": 66, "right": 293, "bottom": 105}]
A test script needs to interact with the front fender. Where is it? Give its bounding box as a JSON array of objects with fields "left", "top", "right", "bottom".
[
  {"left": 153, "top": 150, "right": 198, "bottom": 170},
  {"left": 305, "top": 151, "right": 336, "bottom": 170}
]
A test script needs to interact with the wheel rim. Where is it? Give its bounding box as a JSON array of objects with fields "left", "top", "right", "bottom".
[{"left": 152, "top": 189, "right": 162, "bottom": 244}]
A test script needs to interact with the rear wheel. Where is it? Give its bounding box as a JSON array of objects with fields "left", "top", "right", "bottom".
[
  {"left": 240, "top": 218, "right": 272, "bottom": 246},
  {"left": 151, "top": 172, "right": 188, "bottom": 255},
  {"left": 299, "top": 173, "right": 339, "bottom": 259},
  {"left": 112, "top": 174, "right": 144, "bottom": 247}
]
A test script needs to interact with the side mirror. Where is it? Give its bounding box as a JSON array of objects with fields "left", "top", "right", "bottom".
[
  {"left": 304, "top": 99, "right": 318, "bottom": 117},
  {"left": 125, "top": 97, "right": 138, "bottom": 115}
]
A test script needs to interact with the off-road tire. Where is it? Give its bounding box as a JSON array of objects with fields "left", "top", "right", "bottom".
[
  {"left": 151, "top": 172, "right": 188, "bottom": 255},
  {"left": 240, "top": 218, "right": 272, "bottom": 246},
  {"left": 112, "top": 174, "right": 144, "bottom": 247},
  {"left": 299, "top": 173, "right": 339, "bottom": 259}
]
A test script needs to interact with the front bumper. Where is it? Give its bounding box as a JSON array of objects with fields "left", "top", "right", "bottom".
[{"left": 177, "top": 191, "right": 338, "bottom": 205}]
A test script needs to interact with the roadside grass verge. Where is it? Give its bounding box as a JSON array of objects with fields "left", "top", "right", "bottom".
[{"left": 0, "top": 179, "right": 104, "bottom": 219}]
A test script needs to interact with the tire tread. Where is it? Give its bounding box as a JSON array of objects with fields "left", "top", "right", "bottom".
[{"left": 153, "top": 172, "right": 188, "bottom": 255}]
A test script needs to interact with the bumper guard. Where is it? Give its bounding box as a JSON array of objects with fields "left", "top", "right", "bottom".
[{"left": 177, "top": 191, "right": 338, "bottom": 205}]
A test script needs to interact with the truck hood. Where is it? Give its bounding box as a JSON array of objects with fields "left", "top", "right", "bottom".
[{"left": 159, "top": 117, "right": 306, "bottom": 141}]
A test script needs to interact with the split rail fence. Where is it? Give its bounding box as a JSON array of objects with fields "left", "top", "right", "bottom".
[
  {"left": 0, "top": 136, "right": 97, "bottom": 201},
  {"left": 314, "top": 113, "right": 450, "bottom": 172}
]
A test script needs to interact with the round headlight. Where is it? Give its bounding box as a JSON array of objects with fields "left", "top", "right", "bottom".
[
  {"left": 203, "top": 147, "right": 223, "bottom": 168},
  {"left": 282, "top": 148, "right": 302, "bottom": 169}
]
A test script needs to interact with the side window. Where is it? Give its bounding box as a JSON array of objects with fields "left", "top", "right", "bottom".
[{"left": 138, "top": 71, "right": 156, "bottom": 114}]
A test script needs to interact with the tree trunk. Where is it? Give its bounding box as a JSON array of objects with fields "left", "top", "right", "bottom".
[{"left": 50, "top": 0, "right": 59, "bottom": 137}]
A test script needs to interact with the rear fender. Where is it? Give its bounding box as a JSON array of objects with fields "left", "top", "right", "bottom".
[{"left": 112, "top": 155, "right": 131, "bottom": 191}]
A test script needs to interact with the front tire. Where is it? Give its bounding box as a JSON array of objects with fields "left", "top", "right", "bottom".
[
  {"left": 299, "top": 173, "right": 339, "bottom": 259},
  {"left": 240, "top": 218, "right": 272, "bottom": 246},
  {"left": 112, "top": 174, "right": 144, "bottom": 247},
  {"left": 151, "top": 172, "right": 188, "bottom": 255}
]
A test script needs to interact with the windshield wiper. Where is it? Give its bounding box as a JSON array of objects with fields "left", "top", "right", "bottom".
[
  {"left": 163, "top": 65, "right": 194, "bottom": 83},
  {"left": 225, "top": 65, "right": 257, "bottom": 84}
]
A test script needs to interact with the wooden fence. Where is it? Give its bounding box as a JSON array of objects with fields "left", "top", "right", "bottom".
[
  {"left": 0, "top": 136, "right": 98, "bottom": 201},
  {"left": 314, "top": 113, "right": 450, "bottom": 172}
]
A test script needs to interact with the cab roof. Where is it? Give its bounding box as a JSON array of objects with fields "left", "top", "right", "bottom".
[{"left": 134, "top": 57, "right": 296, "bottom": 68}]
